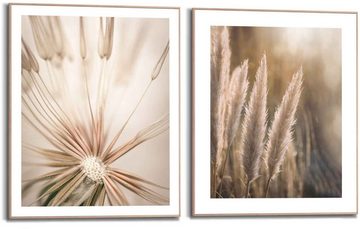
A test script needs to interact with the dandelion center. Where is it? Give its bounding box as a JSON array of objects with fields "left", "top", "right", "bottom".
[{"left": 81, "top": 157, "right": 106, "bottom": 183}]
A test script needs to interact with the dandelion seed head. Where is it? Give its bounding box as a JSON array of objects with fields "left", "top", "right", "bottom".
[
  {"left": 81, "top": 156, "right": 106, "bottom": 183},
  {"left": 22, "top": 16, "right": 170, "bottom": 206}
]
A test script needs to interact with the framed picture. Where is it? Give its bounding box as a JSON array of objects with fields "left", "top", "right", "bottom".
[
  {"left": 192, "top": 8, "right": 357, "bottom": 215},
  {"left": 8, "top": 4, "right": 180, "bottom": 218}
]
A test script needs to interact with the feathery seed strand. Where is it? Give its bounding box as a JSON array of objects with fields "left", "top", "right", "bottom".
[
  {"left": 240, "top": 54, "right": 268, "bottom": 188},
  {"left": 265, "top": 68, "right": 303, "bottom": 196}
]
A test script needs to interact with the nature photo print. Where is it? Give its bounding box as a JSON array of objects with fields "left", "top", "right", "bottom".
[
  {"left": 9, "top": 4, "right": 180, "bottom": 218},
  {"left": 192, "top": 9, "right": 357, "bottom": 215},
  {"left": 21, "top": 15, "right": 170, "bottom": 207},
  {"left": 210, "top": 26, "right": 342, "bottom": 198}
]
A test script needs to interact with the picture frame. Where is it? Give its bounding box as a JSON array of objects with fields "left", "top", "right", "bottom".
[
  {"left": 192, "top": 8, "right": 358, "bottom": 216},
  {"left": 8, "top": 3, "right": 180, "bottom": 219}
]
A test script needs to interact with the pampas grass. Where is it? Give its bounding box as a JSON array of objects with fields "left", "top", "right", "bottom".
[
  {"left": 211, "top": 26, "right": 303, "bottom": 198},
  {"left": 211, "top": 27, "right": 249, "bottom": 197},
  {"left": 265, "top": 68, "right": 303, "bottom": 197},
  {"left": 240, "top": 54, "right": 268, "bottom": 197}
]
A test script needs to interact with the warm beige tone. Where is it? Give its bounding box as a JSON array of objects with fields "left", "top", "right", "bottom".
[
  {"left": 211, "top": 26, "right": 340, "bottom": 198},
  {"left": 21, "top": 16, "right": 170, "bottom": 206}
]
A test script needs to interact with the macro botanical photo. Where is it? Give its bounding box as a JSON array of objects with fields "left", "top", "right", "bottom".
[
  {"left": 210, "top": 26, "right": 342, "bottom": 198},
  {"left": 21, "top": 15, "right": 171, "bottom": 206}
]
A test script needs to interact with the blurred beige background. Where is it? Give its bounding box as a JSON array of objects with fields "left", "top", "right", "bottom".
[{"left": 21, "top": 16, "right": 170, "bottom": 205}]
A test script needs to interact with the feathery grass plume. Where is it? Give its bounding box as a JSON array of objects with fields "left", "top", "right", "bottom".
[
  {"left": 210, "top": 26, "right": 222, "bottom": 83},
  {"left": 22, "top": 16, "right": 170, "bottom": 206},
  {"left": 210, "top": 29, "right": 306, "bottom": 197},
  {"left": 211, "top": 27, "right": 249, "bottom": 197},
  {"left": 227, "top": 61, "right": 249, "bottom": 146},
  {"left": 240, "top": 54, "right": 268, "bottom": 197},
  {"left": 210, "top": 27, "right": 222, "bottom": 196},
  {"left": 214, "top": 26, "right": 231, "bottom": 165},
  {"left": 218, "top": 61, "right": 249, "bottom": 196},
  {"left": 211, "top": 26, "right": 231, "bottom": 196},
  {"left": 264, "top": 68, "right": 303, "bottom": 197}
]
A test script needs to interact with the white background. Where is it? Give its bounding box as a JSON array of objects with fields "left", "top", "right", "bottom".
[{"left": 1, "top": 0, "right": 360, "bottom": 228}]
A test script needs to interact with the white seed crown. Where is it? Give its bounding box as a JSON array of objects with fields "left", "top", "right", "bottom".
[{"left": 81, "top": 156, "right": 106, "bottom": 183}]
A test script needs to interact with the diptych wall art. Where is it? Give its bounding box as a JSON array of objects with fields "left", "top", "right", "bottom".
[{"left": 8, "top": 4, "right": 358, "bottom": 218}]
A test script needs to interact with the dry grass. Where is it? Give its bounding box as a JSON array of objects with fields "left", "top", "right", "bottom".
[
  {"left": 239, "top": 54, "right": 268, "bottom": 197},
  {"left": 21, "top": 16, "right": 170, "bottom": 206},
  {"left": 264, "top": 68, "right": 303, "bottom": 196},
  {"left": 231, "top": 26, "right": 342, "bottom": 198},
  {"left": 211, "top": 26, "right": 304, "bottom": 198},
  {"left": 211, "top": 28, "right": 249, "bottom": 196}
]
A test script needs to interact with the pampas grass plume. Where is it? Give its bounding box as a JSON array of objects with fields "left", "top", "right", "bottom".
[
  {"left": 240, "top": 54, "right": 268, "bottom": 196},
  {"left": 265, "top": 67, "right": 303, "bottom": 196}
]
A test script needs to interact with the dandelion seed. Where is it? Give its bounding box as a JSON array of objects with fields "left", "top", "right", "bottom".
[
  {"left": 79, "top": 17, "right": 87, "bottom": 60},
  {"left": 22, "top": 16, "right": 170, "bottom": 206},
  {"left": 22, "top": 39, "right": 39, "bottom": 73},
  {"left": 81, "top": 156, "right": 107, "bottom": 183}
]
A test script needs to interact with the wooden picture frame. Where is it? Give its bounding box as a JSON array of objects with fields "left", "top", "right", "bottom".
[
  {"left": 8, "top": 3, "right": 180, "bottom": 219},
  {"left": 192, "top": 8, "right": 358, "bottom": 216}
]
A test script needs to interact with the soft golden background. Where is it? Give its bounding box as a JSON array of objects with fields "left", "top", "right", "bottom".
[{"left": 213, "top": 26, "right": 341, "bottom": 197}]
